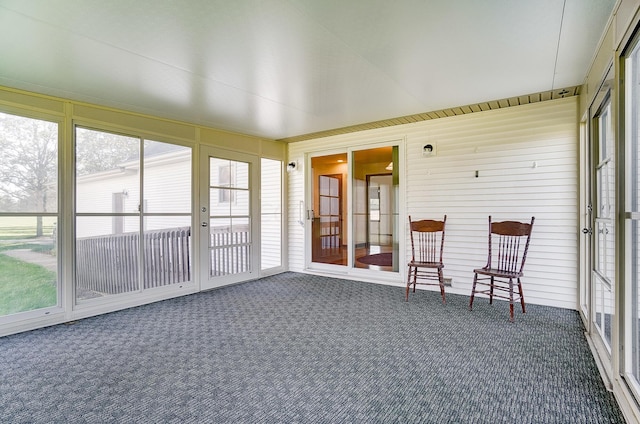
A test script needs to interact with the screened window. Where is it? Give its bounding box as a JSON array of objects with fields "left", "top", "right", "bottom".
[
  {"left": 625, "top": 36, "right": 640, "bottom": 399},
  {"left": 75, "top": 128, "right": 192, "bottom": 301},
  {"left": 0, "top": 112, "right": 59, "bottom": 317},
  {"left": 261, "top": 158, "right": 282, "bottom": 270}
]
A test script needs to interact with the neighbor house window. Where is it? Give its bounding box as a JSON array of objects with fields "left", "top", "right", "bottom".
[{"left": 218, "top": 163, "right": 235, "bottom": 203}]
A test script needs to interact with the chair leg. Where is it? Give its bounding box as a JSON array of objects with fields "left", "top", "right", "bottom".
[
  {"left": 509, "top": 278, "right": 515, "bottom": 322},
  {"left": 518, "top": 278, "right": 525, "bottom": 313},
  {"left": 438, "top": 268, "right": 445, "bottom": 304},
  {"left": 489, "top": 276, "right": 494, "bottom": 305},
  {"left": 469, "top": 273, "right": 478, "bottom": 310},
  {"left": 412, "top": 270, "right": 417, "bottom": 293},
  {"left": 405, "top": 266, "right": 412, "bottom": 301}
]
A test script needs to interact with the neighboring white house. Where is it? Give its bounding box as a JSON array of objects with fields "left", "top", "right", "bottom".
[{"left": 75, "top": 141, "right": 192, "bottom": 238}]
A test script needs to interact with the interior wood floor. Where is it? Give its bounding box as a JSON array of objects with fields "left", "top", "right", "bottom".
[{"left": 313, "top": 244, "right": 394, "bottom": 271}]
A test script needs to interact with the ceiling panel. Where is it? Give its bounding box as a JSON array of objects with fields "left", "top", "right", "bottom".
[{"left": 0, "top": 0, "right": 617, "bottom": 140}]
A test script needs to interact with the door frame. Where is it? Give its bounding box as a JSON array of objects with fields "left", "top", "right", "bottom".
[
  {"left": 579, "top": 116, "right": 592, "bottom": 326},
  {"left": 586, "top": 64, "right": 616, "bottom": 387},
  {"left": 199, "top": 146, "right": 260, "bottom": 290},
  {"left": 305, "top": 150, "right": 348, "bottom": 273},
  {"left": 303, "top": 140, "right": 405, "bottom": 281}
]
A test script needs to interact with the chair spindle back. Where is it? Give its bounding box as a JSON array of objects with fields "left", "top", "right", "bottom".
[
  {"left": 486, "top": 216, "right": 535, "bottom": 274},
  {"left": 409, "top": 216, "right": 446, "bottom": 264}
]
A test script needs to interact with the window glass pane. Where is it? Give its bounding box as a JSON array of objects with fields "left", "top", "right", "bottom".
[
  {"left": 230, "top": 189, "right": 249, "bottom": 216},
  {"left": 633, "top": 219, "right": 640, "bottom": 379},
  {"left": 261, "top": 159, "right": 281, "bottom": 214},
  {"left": 0, "top": 112, "right": 59, "bottom": 317},
  {"left": 593, "top": 98, "right": 614, "bottom": 355},
  {"left": 0, "top": 216, "right": 57, "bottom": 316},
  {"left": 76, "top": 128, "right": 140, "bottom": 214},
  {"left": 235, "top": 162, "right": 249, "bottom": 189},
  {"left": 331, "top": 197, "right": 339, "bottom": 215},
  {"left": 261, "top": 158, "right": 281, "bottom": 270},
  {"left": 209, "top": 217, "right": 249, "bottom": 277},
  {"left": 594, "top": 275, "right": 613, "bottom": 349},
  {"left": 210, "top": 188, "right": 231, "bottom": 215},
  {"left": 76, "top": 128, "right": 193, "bottom": 301},
  {"left": 330, "top": 177, "right": 339, "bottom": 197},
  {"left": 210, "top": 158, "right": 230, "bottom": 186},
  {"left": 261, "top": 213, "right": 281, "bottom": 269},
  {"left": 627, "top": 40, "right": 640, "bottom": 394},
  {"left": 75, "top": 216, "right": 140, "bottom": 300},
  {"left": 143, "top": 216, "right": 191, "bottom": 289},
  {"left": 319, "top": 175, "right": 330, "bottom": 196},
  {"left": 0, "top": 113, "right": 58, "bottom": 213},
  {"left": 352, "top": 147, "right": 397, "bottom": 271},
  {"left": 311, "top": 154, "right": 347, "bottom": 266},
  {"left": 209, "top": 218, "right": 231, "bottom": 242},
  {"left": 143, "top": 141, "right": 191, "bottom": 213}
]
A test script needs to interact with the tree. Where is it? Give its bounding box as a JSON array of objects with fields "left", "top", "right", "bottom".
[
  {"left": 75, "top": 127, "right": 140, "bottom": 177},
  {"left": 0, "top": 114, "right": 140, "bottom": 236},
  {"left": 0, "top": 113, "right": 57, "bottom": 236}
]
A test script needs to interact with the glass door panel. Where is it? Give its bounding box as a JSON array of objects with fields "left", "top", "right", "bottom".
[
  {"left": 579, "top": 120, "right": 591, "bottom": 319},
  {"left": 593, "top": 97, "right": 614, "bottom": 353},
  {"left": 200, "top": 148, "right": 257, "bottom": 288},
  {"left": 353, "top": 147, "right": 398, "bottom": 272},
  {"left": 310, "top": 154, "right": 347, "bottom": 267}
]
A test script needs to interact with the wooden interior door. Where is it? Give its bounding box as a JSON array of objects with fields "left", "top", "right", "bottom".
[{"left": 312, "top": 174, "right": 343, "bottom": 264}]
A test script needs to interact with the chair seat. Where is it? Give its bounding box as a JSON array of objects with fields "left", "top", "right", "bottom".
[
  {"left": 409, "top": 261, "right": 444, "bottom": 269},
  {"left": 473, "top": 267, "right": 523, "bottom": 279}
]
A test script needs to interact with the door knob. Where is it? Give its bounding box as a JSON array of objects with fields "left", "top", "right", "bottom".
[
  {"left": 201, "top": 222, "right": 208, "bottom": 227},
  {"left": 581, "top": 228, "right": 592, "bottom": 235}
]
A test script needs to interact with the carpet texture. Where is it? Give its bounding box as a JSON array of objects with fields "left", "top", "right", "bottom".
[{"left": 0, "top": 272, "right": 625, "bottom": 423}]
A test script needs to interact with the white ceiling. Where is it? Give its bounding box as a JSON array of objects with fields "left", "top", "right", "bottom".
[{"left": 0, "top": 0, "right": 616, "bottom": 141}]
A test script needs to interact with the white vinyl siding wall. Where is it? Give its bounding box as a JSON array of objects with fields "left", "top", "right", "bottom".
[{"left": 288, "top": 97, "right": 578, "bottom": 310}]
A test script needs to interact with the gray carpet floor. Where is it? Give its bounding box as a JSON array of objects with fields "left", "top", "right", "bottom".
[{"left": 0, "top": 272, "right": 625, "bottom": 423}]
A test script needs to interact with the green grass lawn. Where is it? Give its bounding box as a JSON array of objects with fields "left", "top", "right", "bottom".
[
  {"left": 0, "top": 242, "right": 54, "bottom": 253},
  {"left": 0, "top": 254, "right": 57, "bottom": 316},
  {"left": 0, "top": 217, "right": 57, "bottom": 240}
]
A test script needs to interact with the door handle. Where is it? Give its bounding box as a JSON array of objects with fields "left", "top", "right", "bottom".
[
  {"left": 201, "top": 222, "right": 208, "bottom": 227},
  {"left": 581, "top": 228, "right": 592, "bottom": 235}
]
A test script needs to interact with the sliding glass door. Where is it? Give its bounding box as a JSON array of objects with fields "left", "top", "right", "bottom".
[{"left": 307, "top": 145, "right": 400, "bottom": 274}]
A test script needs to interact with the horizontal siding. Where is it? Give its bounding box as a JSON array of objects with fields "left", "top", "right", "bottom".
[{"left": 288, "top": 97, "right": 579, "bottom": 310}]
